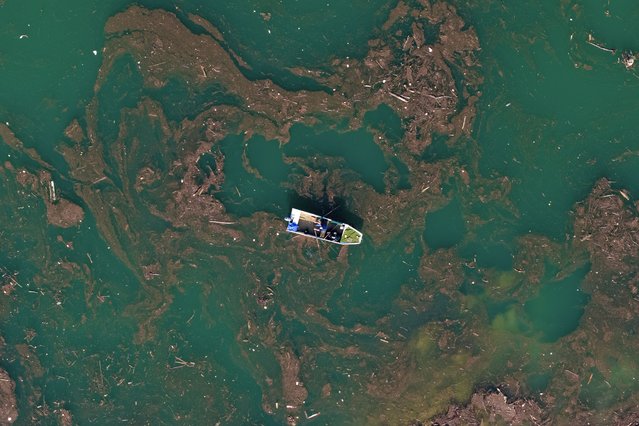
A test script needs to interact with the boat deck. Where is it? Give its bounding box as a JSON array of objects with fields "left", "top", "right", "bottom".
[
  {"left": 286, "top": 208, "right": 362, "bottom": 245},
  {"left": 295, "top": 211, "right": 345, "bottom": 242}
]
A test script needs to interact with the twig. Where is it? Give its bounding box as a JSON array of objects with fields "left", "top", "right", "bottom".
[
  {"left": 92, "top": 176, "right": 107, "bottom": 185},
  {"left": 324, "top": 204, "right": 340, "bottom": 217},
  {"left": 48, "top": 180, "right": 57, "bottom": 202},
  {"left": 209, "top": 220, "right": 237, "bottom": 225},
  {"left": 586, "top": 35, "right": 616, "bottom": 54},
  {"left": 586, "top": 40, "right": 615, "bottom": 53},
  {"left": 174, "top": 356, "right": 195, "bottom": 368},
  {"left": 426, "top": 94, "right": 451, "bottom": 100},
  {"left": 193, "top": 185, "right": 204, "bottom": 196},
  {"left": 305, "top": 411, "right": 321, "bottom": 419},
  {"left": 402, "top": 36, "right": 413, "bottom": 50},
  {"left": 99, "top": 360, "right": 104, "bottom": 388},
  {"left": 388, "top": 91, "right": 409, "bottom": 103}
]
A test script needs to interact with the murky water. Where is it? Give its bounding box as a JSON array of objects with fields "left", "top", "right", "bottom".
[{"left": 2, "top": 0, "right": 639, "bottom": 424}]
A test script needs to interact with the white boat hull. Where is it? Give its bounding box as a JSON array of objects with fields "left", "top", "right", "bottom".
[{"left": 285, "top": 208, "right": 363, "bottom": 245}]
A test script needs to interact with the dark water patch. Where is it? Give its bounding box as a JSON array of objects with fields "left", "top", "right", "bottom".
[
  {"left": 526, "top": 372, "right": 552, "bottom": 394},
  {"left": 486, "top": 299, "right": 518, "bottom": 324},
  {"left": 524, "top": 264, "right": 591, "bottom": 343},
  {"left": 242, "top": 64, "right": 332, "bottom": 93},
  {"left": 284, "top": 123, "right": 389, "bottom": 193},
  {"left": 196, "top": 152, "right": 217, "bottom": 179},
  {"left": 246, "top": 135, "right": 292, "bottom": 182},
  {"left": 323, "top": 238, "right": 422, "bottom": 328},
  {"left": 363, "top": 103, "right": 404, "bottom": 144},
  {"left": 179, "top": 0, "right": 393, "bottom": 72},
  {"left": 424, "top": 198, "right": 465, "bottom": 249},
  {"left": 391, "top": 292, "right": 457, "bottom": 334},
  {"left": 147, "top": 77, "right": 241, "bottom": 122},
  {"left": 422, "top": 132, "right": 455, "bottom": 162},
  {"left": 460, "top": 201, "right": 519, "bottom": 270},
  {"left": 214, "top": 125, "right": 389, "bottom": 211},
  {"left": 460, "top": 240, "right": 513, "bottom": 270},
  {"left": 390, "top": 156, "right": 412, "bottom": 192},
  {"left": 459, "top": 279, "right": 485, "bottom": 296},
  {"left": 422, "top": 22, "right": 441, "bottom": 45},
  {"left": 180, "top": 7, "right": 332, "bottom": 92},
  {"left": 217, "top": 134, "right": 290, "bottom": 217}
]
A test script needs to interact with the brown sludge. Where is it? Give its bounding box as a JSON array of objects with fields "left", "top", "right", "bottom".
[
  {"left": 277, "top": 349, "right": 308, "bottom": 411},
  {"left": 0, "top": 368, "right": 18, "bottom": 425},
  {"left": 574, "top": 177, "right": 639, "bottom": 275},
  {"left": 45, "top": 198, "right": 84, "bottom": 228},
  {"left": 430, "top": 389, "right": 544, "bottom": 426}
]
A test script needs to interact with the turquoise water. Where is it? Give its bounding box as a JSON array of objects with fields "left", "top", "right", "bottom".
[
  {"left": 2, "top": 0, "right": 639, "bottom": 424},
  {"left": 284, "top": 123, "right": 389, "bottom": 193},
  {"left": 424, "top": 198, "right": 465, "bottom": 249},
  {"left": 524, "top": 264, "right": 591, "bottom": 342}
]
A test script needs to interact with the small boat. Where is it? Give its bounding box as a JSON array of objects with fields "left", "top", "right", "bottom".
[{"left": 285, "top": 208, "right": 363, "bottom": 245}]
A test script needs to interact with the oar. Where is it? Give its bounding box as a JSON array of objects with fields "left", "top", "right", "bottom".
[{"left": 323, "top": 204, "right": 340, "bottom": 218}]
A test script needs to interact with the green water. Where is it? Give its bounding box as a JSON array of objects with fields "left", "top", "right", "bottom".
[
  {"left": 524, "top": 264, "right": 591, "bottom": 342},
  {"left": 284, "top": 123, "right": 389, "bottom": 193},
  {"left": 2, "top": 0, "right": 639, "bottom": 424},
  {"left": 424, "top": 198, "right": 465, "bottom": 249},
  {"left": 363, "top": 104, "right": 404, "bottom": 145}
]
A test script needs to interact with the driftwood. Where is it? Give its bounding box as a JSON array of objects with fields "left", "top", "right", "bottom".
[
  {"left": 208, "top": 220, "right": 237, "bottom": 225},
  {"left": 586, "top": 34, "right": 615, "bottom": 54}
]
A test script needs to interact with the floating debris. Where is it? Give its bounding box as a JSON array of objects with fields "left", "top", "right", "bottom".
[
  {"left": 48, "top": 180, "right": 57, "bottom": 203},
  {"left": 586, "top": 34, "right": 615, "bottom": 54},
  {"left": 621, "top": 50, "right": 636, "bottom": 69}
]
